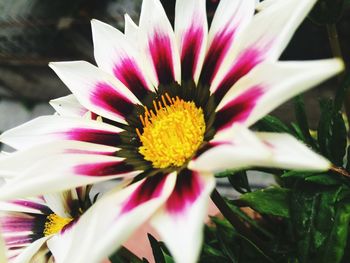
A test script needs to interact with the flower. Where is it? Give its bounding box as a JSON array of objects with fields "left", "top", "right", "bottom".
[
  {"left": 0, "top": 188, "right": 91, "bottom": 262},
  {"left": 0, "top": 0, "right": 344, "bottom": 262}
]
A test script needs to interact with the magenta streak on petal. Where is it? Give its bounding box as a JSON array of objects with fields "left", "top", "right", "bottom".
[
  {"left": 1, "top": 216, "right": 35, "bottom": 232},
  {"left": 64, "top": 149, "right": 115, "bottom": 156},
  {"left": 214, "top": 48, "right": 263, "bottom": 102},
  {"left": 149, "top": 32, "right": 175, "bottom": 85},
  {"left": 166, "top": 170, "right": 203, "bottom": 215},
  {"left": 4, "top": 235, "right": 33, "bottom": 247},
  {"left": 199, "top": 29, "right": 235, "bottom": 86},
  {"left": 181, "top": 24, "right": 204, "bottom": 81},
  {"left": 11, "top": 200, "right": 51, "bottom": 214},
  {"left": 214, "top": 86, "right": 264, "bottom": 131},
  {"left": 63, "top": 128, "right": 121, "bottom": 147},
  {"left": 74, "top": 161, "right": 133, "bottom": 177},
  {"left": 91, "top": 82, "right": 134, "bottom": 119},
  {"left": 113, "top": 57, "right": 149, "bottom": 100},
  {"left": 120, "top": 173, "right": 166, "bottom": 214}
]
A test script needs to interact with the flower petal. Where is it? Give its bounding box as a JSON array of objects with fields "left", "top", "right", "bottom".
[
  {"left": 0, "top": 140, "right": 117, "bottom": 177},
  {"left": 214, "top": 59, "right": 344, "bottom": 132},
  {"left": 199, "top": 0, "right": 255, "bottom": 86},
  {"left": 175, "top": 0, "right": 207, "bottom": 83},
  {"left": 254, "top": 132, "right": 331, "bottom": 170},
  {"left": 49, "top": 95, "right": 88, "bottom": 118},
  {"left": 190, "top": 124, "right": 330, "bottom": 173},
  {"left": 49, "top": 61, "right": 140, "bottom": 124},
  {"left": 43, "top": 189, "right": 81, "bottom": 219},
  {"left": 151, "top": 170, "right": 215, "bottom": 263},
  {"left": 61, "top": 173, "right": 176, "bottom": 263},
  {"left": 91, "top": 19, "right": 153, "bottom": 100},
  {"left": 11, "top": 237, "right": 49, "bottom": 263},
  {"left": 0, "top": 115, "right": 122, "bottom": 150},
  {"left": 189, "top": 124, "right": 271, "bottom": 173},
  {"left": 0, "top": 154, "right": 138, "bottom": 200},
  {"left": 124, "top": 14, "right": 139, "bottom": 44},
  {"left": 139, "top": 0, "right": 181, "bottom": 85},
  {"left": 211, "top": 0, "right": 319, "bottom": 99}
]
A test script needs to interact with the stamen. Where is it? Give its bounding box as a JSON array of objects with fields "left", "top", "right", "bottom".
[
  {"left": 43, "top": 213, "right": 73, "bottom": 236},
  {"left": 137, "top": 93, "right": 206, "bottom": 168}
]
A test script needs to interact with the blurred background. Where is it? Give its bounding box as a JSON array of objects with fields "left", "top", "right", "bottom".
[{"left": 0, "top": 0, "right": 349, "bottom": 191}]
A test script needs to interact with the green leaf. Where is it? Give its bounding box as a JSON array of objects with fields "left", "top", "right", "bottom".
[
  {"left": 228, "top": 170, "right": 251, "bottom": 194},
  {"left": 281, "top": 171, "right": 318, "bottom": 179},
  {"left": 322, "top": 201, "right": 350, "bottom": 262},
  {"left": 305, "top": 174, "right": 341, "bottom": 186},
  {"left": 290, "top": 186, "right": 350, "bottom": 263},
  {"left": 334, "top": 71, "right": 350, "bottom": 112},
  {"left": 255, "top": 115, "right": 292, "bottom": 133},
  {"left": 109, "top": 247, "right": 143, "bottom": 263},
  {"left": 317, "top": 99, "right": 333, "bottom": 158},
  {"left": 329, "top": 112, "right": 347, "bottom": 166},
  {"left": 294, "top": 96, "right": 317, "bottom": 149},
  {"left": 240, "top": 187, "right": 290, "bottom": 218}
]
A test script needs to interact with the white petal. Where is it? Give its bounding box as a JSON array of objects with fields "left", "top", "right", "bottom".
[
  {"left": 49, "top": 61, "right": 140, "bottom": 124},
  {"left": 0, "top": 154, "right": 139, "bottom": 200},
  {"left": 91, "top": 19, "right": 153, "bottom": 99},
  {"left": 0, "top": 140, "right": 118, "bottom": 176},
  {"left": 0, "top": 232, "right": 7, "bottom": 263},
  {"left": 124, "top": 14, "right": 139, "bottom": 43},
  {"left": 12, "top": 237, "right": 49, "bottom": 263},
  {"left": 44, "top": 189, "right": 81, "bottom": 218},
  {"left": 175, "top": 0, "right": 208, "bottom": 83},
  {"left": 139, "top": 0, "right": 181, "bottom": 85},
  {"left": 0, "top": 115, "right": 122, "bottom": 150},
  {"left": 49, "top": 94, "right": 88, "bottom": 118},
  {"left": 211, "top": 0, "right": 318, "bottom": 94},
  {"left": 62, "top": 173, "right": 176, "bottom": 263},
  {"left": 215, "top": 59, "right": 344, "bottom": 131},
  {"left": 189, "top": 124, "right": 271, "bottom": 173},
  {"left": 151, "top": 172, "right": 215, "bottom": 263},
  {"left": 255, "top": 132, "right": 331, "bottom": 170}
]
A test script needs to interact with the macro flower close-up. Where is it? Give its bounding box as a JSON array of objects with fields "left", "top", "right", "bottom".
[{"left": 0, "top": 0, "right": 348, "bottom": 262}]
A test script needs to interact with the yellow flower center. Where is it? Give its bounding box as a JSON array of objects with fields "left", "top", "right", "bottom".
[
  {"left": 136, "top": 93, "right": 206, "bottom": 168},
  {"left": 43, "top": 213, "right": 73, "bottom": 236}
]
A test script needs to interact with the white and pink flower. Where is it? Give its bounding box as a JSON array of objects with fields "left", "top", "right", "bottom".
[{"left": 0, "top": 0, "right": 344, "bottom": 262}]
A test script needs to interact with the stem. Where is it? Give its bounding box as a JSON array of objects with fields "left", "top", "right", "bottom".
[
  {"left": 326, "top": 24, "right": 343, "bottom": 59},
  {"left": 330, "top": 166, "right": 350, "bottom": 178},
  {"left": 326, "top": 24, "right": 350, "bottom": 118},
  {"left": 210, "top": 189, "right": 269, "bottom": 252}
]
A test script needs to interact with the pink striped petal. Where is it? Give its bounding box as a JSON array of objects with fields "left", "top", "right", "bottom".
[
  {"left": 151, "top": 171, "right": 215, "bottom": 263},
  {"left": 49, "top": 61, "right": 140, "bottom": 124},
  {"left": 0, "top": 141, "right": 117, "bottom": 177},
  {"left": 210, "top": 0, "right": 318, "bottom": 99},
  {"left": 0, "top": 154, "right": 139, "bottom": 200},
  {"left": 91, "top": 19, "right": 153, "bottom": 100},
  {"left": 0, "top": 115, "right": 122, "bottom": 150},
  {"left": 215, "top": 60, "right": 343, "bottom": 132},
  {"left": 199, "top": 0, "right": 255, "bottom": 86},
  {"left": 139, "top": 0, "right": 181, "bottom": 85},
  {"left": 175, "top": 0, "right": 207, "bottom": 82},
  {"left": 60, "top": 173, "right": 176, "bottom": 263}
]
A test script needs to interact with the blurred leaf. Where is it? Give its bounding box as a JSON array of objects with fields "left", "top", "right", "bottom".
[
  {"left": 334, "top": 72, "right": 350, "bottom": 112},
  {"left": 255, "top": 115, "right": 292, "bottom": 134},
  {"left": 317, "top": 99, "right": 333, "bottom": 158},
  {"left": 329, "top": 112, "right": 347, "bottom": 166},
  {"left": 240, "top": 187, "right": 290, "bottom": 218},
  {"left": 281, "top": 171, "right": 318, "bottom": 179},
  {"left": 294, "top": 96, "right": 317, "bottom": 149},
  {"left": 148, "top": 234, "right": 166, "bottom": 263},
  {"left": 109, "top": 247, "right": 143, "bottom": 263},
  {"left": 228, "top": 171, "right": 251, "bottom": 194},
  {"left": 309, "top": 0, "right": 345, "bottom": 25},
  {"left": 305, "top": 174, "right": 341, "bottom": 186}
]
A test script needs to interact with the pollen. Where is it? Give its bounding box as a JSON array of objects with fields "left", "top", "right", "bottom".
[
  {"left": 43, "top": 213, "right": 73, "bottom": 236},
  {"left": 136, "top": 93, "right": 205, "bottom": 168}
]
